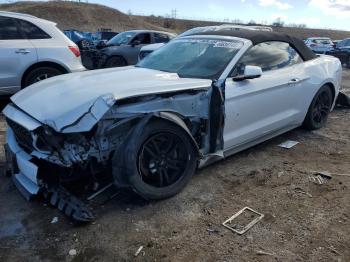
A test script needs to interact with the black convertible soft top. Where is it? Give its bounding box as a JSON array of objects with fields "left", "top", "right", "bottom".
[{"left": 192, "top": 30, "right": 317, "bottom": 61}]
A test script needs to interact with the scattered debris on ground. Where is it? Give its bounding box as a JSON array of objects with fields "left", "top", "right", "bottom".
[
  {"left": 50, "top": 217, "right": 59, "bottom": 224},
  {"left": 278, "top": 140, "right": 299, "bottom": 149},
  {"left": 222, "top": 207, "right": 264, "bottom": 235},
  {"left": 134, "top": 246, "right": 144, "bottom": 257},
  {"left": 68, "top": 249, "right": 77, "bottom": 256}
]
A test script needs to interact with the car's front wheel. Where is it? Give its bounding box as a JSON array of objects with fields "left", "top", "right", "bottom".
[
  {"left": 303, "top": 85, "right": 333, "bottom": 130},
  {"left": 125, "top": 120, "right": 197, "bottom": 200},
  {"left": 105, "top": 56, "right": 127, "bottom": 68}
]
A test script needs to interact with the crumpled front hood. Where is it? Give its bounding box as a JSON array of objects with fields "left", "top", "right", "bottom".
[{"left": 11, "top": 66, "right": 211, "bottom": 132}]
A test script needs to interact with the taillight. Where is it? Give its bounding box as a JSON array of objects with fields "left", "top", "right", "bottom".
[{"left": 68, "top": 46, "right": 81, "bottom": 57}]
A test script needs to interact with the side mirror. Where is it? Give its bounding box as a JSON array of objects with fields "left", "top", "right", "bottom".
[
  {"left": 131, "top": 40, "right": 141, "bottom": 47},
  {"left": 233, "top": 65, "right": 262, "bottom": 81}
]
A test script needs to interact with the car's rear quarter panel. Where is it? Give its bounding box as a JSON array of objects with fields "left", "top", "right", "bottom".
[{"left": 296, "top": 55, "right": 342, "bottom": 121}]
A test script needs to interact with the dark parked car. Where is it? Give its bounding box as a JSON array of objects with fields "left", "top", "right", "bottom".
[
  {"left": 99, "top": 30, "right": 176, "bottom": 68},
  {"left": 327, "top": 38, "right": 350, "bottom": 68},
  {"left": 93, "top": 31, "right": 118, "bottom": 49},
  {"left": 63, "top": 29, "right": 94, "bottom": 49}
]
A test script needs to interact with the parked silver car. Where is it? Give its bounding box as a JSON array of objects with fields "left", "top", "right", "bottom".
[
  {"left": 0, "top": 12, "right": 86, "bottom": 95},
  {"left": 3, "top": 30, "right": 341, "bottom": 221}
]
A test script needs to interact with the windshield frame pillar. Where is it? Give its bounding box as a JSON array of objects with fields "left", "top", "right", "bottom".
[{"left": 218, "top": 39, "right": 253, "bottom": 83}]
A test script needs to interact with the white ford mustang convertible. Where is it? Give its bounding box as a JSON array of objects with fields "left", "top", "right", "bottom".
[{"left": 3, "top": 31, "right": 342, "bottom": 221}]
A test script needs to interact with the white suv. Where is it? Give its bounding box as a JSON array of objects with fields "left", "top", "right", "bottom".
[{"left": 0, "top": 12, "right": 85, "bottom": 94}]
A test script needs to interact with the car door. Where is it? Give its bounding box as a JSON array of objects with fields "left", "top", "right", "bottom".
[
  {"left": 224, "top": 41, "right": 307, "bottom": 149},
  {"left": 127, "top": 32, "right": 152, "bottom": 64},
  {"left": 0, "top": 16, "right": 37, "bottom": 94}
]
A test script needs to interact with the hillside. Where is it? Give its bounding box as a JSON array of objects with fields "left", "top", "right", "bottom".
[
  {"left": 142, "top": 15, "right": 350, "bottom": 40},
  {"left": 0, "top": 1, "right": 169, "bottom": 32},
  {"left": 1, "top": 1, "right": 350, "bottom": 40}
]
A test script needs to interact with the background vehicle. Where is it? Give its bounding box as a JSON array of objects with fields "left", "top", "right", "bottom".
[
  {"left": 3, "top": 31, "right": 341, "bottom": 219},
  {"left": 305, "top": 37, "right": 334, "bottom": 53},
  {"left": 99, "top": 30, "right": 176, "bottom": 68},
  {"left": 327, "top": 38, "right": 350, "bottom": 68},
  {"left": 138, "top": 24, "right": 271, "bottom": 60},
  {"left": 92, "top": 31, "right": 118, "bottom": 49},
  {"left": 63, "top": 29, "right": 95, "bottom": 49},
  {"left": 0, "top": 11, "right": 85, "bottom": 94}
]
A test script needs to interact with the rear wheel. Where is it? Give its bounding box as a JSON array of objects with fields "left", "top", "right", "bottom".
[
  {"left": 303, "top": 85, "right": 333, "bottom": 130},
  {"left": 124, "top": 120, "right": 197, "bottom": 200},
  {"left": 23, "top": 67, "right": 63, "bottom": 88},
  {"left": 105, "top": 56, "right": 127, "bottom": 68}
]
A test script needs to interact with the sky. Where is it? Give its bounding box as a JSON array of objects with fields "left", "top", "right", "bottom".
[{"left": 1, "top": 0, "right": 350, "bottom": 30}]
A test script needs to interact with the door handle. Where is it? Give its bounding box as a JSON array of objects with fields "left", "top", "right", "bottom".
[
  {"left": 15, "top": 49, "right": 31, "bottom": 54},
  {"left": 288, "top": 78, "right": 300, "bottom": 85}
]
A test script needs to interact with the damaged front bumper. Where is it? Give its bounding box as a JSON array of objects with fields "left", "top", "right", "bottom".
[
  {"left": 5, "top": 128, "right": 40, "bottom": 200},
  {"left": 3, "top": 104, "right": 45, "bottom": 200}
]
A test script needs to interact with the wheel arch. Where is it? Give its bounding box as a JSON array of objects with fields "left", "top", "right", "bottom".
[
  {"left": 155, "top": 111, "right": 201, "bottom": 156},
  {"left": 21, "top": 61, "right": 69, "bottom": 88},
  {"left": 323, "top": 82, "right": 336, "bottom": 104}
]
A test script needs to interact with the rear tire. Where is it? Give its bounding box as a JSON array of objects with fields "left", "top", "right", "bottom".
[
  {"left": 120, "top": 120, "right": 197, "bottom": 200},
  {"left": 105, "top": 56, "right": 127, "bottom": 68},
  {"left": 23, "top": 67, "right": 63, "bottom": 88},
  {"left": 302, "top": 85, "right": 333, "bottom": 130}
]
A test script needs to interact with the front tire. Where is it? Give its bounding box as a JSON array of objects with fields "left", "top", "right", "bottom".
[
  {"left": 105, "top": 56, "right": 127, "bottom": 68},
  {"left": 23, "top": 67, "right": 63, "bottom": 88},
  {"left": 123, "top": 120, "right": 197, "bottom": 200},
  {"left": 303, "top": 85, "right": 333, "bottom": 130}
]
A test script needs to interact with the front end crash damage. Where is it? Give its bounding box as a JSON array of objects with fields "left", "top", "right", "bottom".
[{"left": 3, "top": 82, "right": 226, "bottom": 221}]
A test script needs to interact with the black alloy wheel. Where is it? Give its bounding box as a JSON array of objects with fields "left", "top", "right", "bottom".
[
  {"left": 312, "top": 90, "right": 331, "bottom": 125},
  {"left": 303, "top": 85, "right": 333, "bottom": 130},
  {"left": 120, "top": 120, "right": 197, "bottom": 200},
  {"left": 138, "top": 132, "right": 189, "bottom": 188}
]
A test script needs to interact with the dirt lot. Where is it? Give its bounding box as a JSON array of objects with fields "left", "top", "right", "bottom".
[{"left": 0, "top": 70, "right": 349, "bottom": 262}]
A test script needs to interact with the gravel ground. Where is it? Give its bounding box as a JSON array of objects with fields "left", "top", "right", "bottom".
[{"left": 0, "top": 70, "right": 349, "bottom": 262}]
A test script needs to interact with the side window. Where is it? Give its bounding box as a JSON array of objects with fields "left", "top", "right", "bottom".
[
  {"left": 0, "top": 16, "right": 23, "bottom": 40},
  {"left": 131, "top": 33, "right": 151, "bottom": 45},
  {"left": 17, "top": 19, "right": 51, "bottom": 39},
  {"left": 154, "top": 33, "right": 170, "bottom": 43},
  {"left": 235, "top": 41, "right": 303, "bottom": 74}
]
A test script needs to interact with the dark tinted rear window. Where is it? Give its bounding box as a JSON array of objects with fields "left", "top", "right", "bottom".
[
  {"left": 17, "top": 19, "right": 51, "bottom": 39},
  {"left": 0, "top": 16, "right": 23, "bottom": 40}
]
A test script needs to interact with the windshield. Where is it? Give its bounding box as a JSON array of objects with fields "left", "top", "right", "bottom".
[
  {"left": 137, "top": 38, "right": 243, "bottom": 79},
  {"left": 312, "top": 39, "right": 332, "bottom": 45},
  {"left": 107, "top": 31, "right": 137, "bottom": 46}
]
